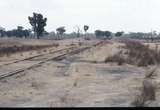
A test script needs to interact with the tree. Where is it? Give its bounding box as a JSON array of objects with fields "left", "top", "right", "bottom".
[
  {"left": 0, "top": 27, "right": 6, "bottom": 37},
  {"left": 74, "top": 25, "right": 82, "bottom": 38},
  {"left": 48, "top": 31, "right": 56, "bottom": 39},
  {"left": 28, "top": 12, "right": 47, "bottom": 39},
  {"left": 84, "top": 25, "right": 89, "bottom": 38},
  {"left": 0, "top": 30, "right": 5, "bottom": 37},
  {"left": 17, "top": 26, "right": 24, "bottom": 38},
  {"left": 95, "top": 30, "right": 104, "bottom": 38},
  {"left": 23, "top": 29, "right": 31, "bottom": 38},
  {"left": 104, "top": 31, "right": 112, "bottom": 38},
  {"left": 128, "top": 32, "right": 145, "bottom": 39},
  {"left": 56, "top": 27, "right": 66, "bottom": 40},
  {"left": 5, "top": 27, "right": 31, "bottom": 38},
  {"left": 43, "top": 31, "right": 49, "bottom": 36},
  {"left": 115, "top": 31, "right": 124, "bottom": 37},
  {"left": 6, "top": 31, "right": 12, "bottom": 37}
]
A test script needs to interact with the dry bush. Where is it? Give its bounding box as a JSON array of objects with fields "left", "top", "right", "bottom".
[
  {"left": 20, "top": 53, "right": 23, "bottom": 56},
  {"left": 105, "top": 51, "right": 126, "bottom": 65},
  {"left": 73, "top": 78, "right": 79, "bottom": 87},
  {"left": 43, "top": 49, "right": 47, "bottom": 52},
  {"left": 92, "top": 60, "right": 98, "bottom": 63},
  {"left": 37, "top": 50, "right": 42, "bottom": 54},
  {"left": 131, "top": 68, "right": 157, "bottom": 107},
  {"left": 84, "top": 37, "right": 91, "bottom": 40},
  {"left": 123, "top": 40, "right": 160, "bottom": 66},
  {"left": 70, "top": 43, "right": 76, "bottom": 47},
  {"left": 145, "top": 67, "right": 158, "bottom": 78},
  {"left": 131, "top": 94, "right": 145, "bottom": 107},
  {"left": 52, "top": 43, "right": 59, "bottom": 48},
  {"left": 29, "top": 52, "right": 33, "bottom": 55},
  {"left": 131, "top": 79, "right": 156, "bottom": 107},
  {"left": 107, "top": 40, "right": 160, "bottom": 66},
  {"left": 78, "top": 42, "right": 82, "bottom": 46},
  {"left": 142, "top": 79, "right": 156, "bottom": 101}
]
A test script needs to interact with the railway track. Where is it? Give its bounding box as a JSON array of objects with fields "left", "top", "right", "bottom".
[
  {"left": 0, "top": 46, "right": 77, "bottom": 67},
  {"left": 0, "top": 41, "right": 104, "bottom": 80}
]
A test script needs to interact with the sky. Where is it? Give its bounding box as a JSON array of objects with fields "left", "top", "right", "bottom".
[{"left": 0, "top": 0, "right": 160, "bottom": 33}]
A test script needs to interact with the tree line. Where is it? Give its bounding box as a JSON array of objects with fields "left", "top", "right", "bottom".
[{"left": 1, "top": 12, "right": 158, "bottom": 40}]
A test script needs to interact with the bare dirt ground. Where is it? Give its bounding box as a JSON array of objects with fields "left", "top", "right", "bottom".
[{"left": 0, "top": 38, "right": 160, "bottom": 107}]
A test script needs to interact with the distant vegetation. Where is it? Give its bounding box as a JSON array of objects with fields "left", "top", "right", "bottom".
[
  {"left": 95, "top": 30, "right": 112, "bottom": 39},
  {"left": 115, "top": 31, "right": 124, "bottom": 37},
  {"left": 0, "top": 26, "right": 31, "bottom": 38},
  {"left": 56, "top": 27, "right": 66, "bottom": 40},
  {"left": 0, "top": 12, "right": 160, "bottom": 40}
]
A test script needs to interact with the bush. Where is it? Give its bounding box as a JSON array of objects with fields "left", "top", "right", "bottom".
[
  {"left": 105, "top": 40, "right": 160, "bottom": 66},
  {"left": 84, "top": 37, "right": 91, "bottom": 40},
  {"left": 131, "top": 68, "right": 157, "bottom": 107},
  {"left": 124, "top": 40, "right": 160, "bottom": 66},
  {"left": 105, "top": 51, "right": 126, "bottom": 65},
  {"left": 52, "top": 43, "right": 59, "bottom": 48}
]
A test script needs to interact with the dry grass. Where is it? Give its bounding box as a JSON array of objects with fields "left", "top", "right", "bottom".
[
  {"left": 124, "top": 40, "right": 160, "bottom": 66},
  {"left": 0, "top": 43, "right": 59, "bottom": 57},
  {"left": 52, "top": 43, "right": 59, "bottom": 48},
  {"left": 131, "top": 67, "right": 157, "bottom": 107},
  {"left": 78, "top": 42, "right": 83, "bottom": 46},
  {"left": 105, "top": 40, "right": 160, "bottom": 67},
  {"left": 132, "top": 79, "right": 156, "bottom": 107},
  {"left": 105, "top": 51, "right": 125, "bottom": 65},
  {"left": 145, "top": 67, "right": 158, "bottom": 78},
  {"left": 43, "top": 49, "right": 47, "bottom": 52}
]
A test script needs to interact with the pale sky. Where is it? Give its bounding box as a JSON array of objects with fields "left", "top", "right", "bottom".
[{"left": 0, "top": 0, "right": 160, "bottom": 33}]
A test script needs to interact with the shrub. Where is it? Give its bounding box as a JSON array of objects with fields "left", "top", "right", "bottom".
[
  {"left": 126, "top": 41, "right": 160, "bottom": 66},
  {"left": 43, "top": 49, "right": 47, "bottom": 52},
  {"left": 84, "top": 37, "right": 91, "bottom": 40},
  {"left": 131, "top": 68, "right": 157, "bottom": 107},
  {"left": 52, "top": 43, "right": 59, "bottom": 48},
  {"left": 105, "top": 40, "right": 160, "bottom": 66},
  {"left": 78, "top": 42, "right": 82, "bottom": 46},
  {"left": 105, "top": 51, "right": 126, "bottom": 65}
]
